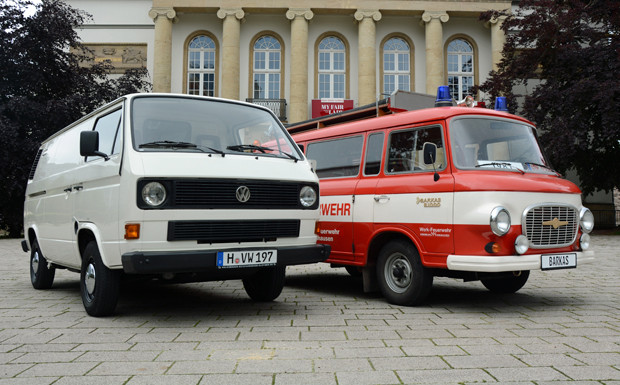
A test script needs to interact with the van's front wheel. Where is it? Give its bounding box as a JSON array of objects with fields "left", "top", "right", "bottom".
[
  {"left": 377, "top": 240, "right": 433, "bottom": 306},
  {"left": 242, "top": 266, "right": 286, "bottom": 301},
  {"left": 481, "top": 271, "right": 529, "bottom": 293},
  {"left": 80, "top": 241, "right": 120, "bottom": 317},
  {"left": 30, "top": 239, "right": 55, "bottom": 290}
]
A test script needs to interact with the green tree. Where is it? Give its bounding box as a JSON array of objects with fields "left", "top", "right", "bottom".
[
  {"left": 0, "top": 0, "right": 151, "bottom": 237},
  {"left": 478, "top": 0, "right": 619, "bottom": 195}
]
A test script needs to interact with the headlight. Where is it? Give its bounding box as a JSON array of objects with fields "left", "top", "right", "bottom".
[
  {"left": 580, "top": 233, "right": 590, "bottom": 250},
  {"left": 490, "top": 206, "right": 511, "bottom": 236},
  {"left": 142, "top": 182, "right": 167, "bottom": 207},
  {"left": 299, "top": 186, "right": 317, "bottom": 208},
  {"left": 579, "top": 207, "right": 594, "bottom": 233},
  {"left": 515, "top": 235, "right": 529, "bottom": 255}
]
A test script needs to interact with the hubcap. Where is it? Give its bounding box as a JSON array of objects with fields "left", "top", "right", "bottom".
[
  {"left": 385, "top": 253, "right": 412, "bottom": 294},
  {"left": 85, "top": 263, "right": 96, "bottom": 296},
  {"left": 31, "top": 251, "right": 40, "bottom": 274}
]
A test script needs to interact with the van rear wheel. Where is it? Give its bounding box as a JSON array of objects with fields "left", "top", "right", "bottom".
[
  {"left": 481, "top": 271, "right": 529, "bottom": 293},
  {"left": 30, "top": 239, "right": 55, "bottom": 290},
  {"left": 242, "top": 266, "right": 286, "bottom": 301},
  {"left": 377, "top": 240, "right": 432, "bottom": 306},
  {"left": 80, "top": 241, "right": 121, "bottom": 317}
]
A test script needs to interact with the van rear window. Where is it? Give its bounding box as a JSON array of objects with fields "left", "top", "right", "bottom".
[{"left": 306, "top": 136, "right": 363, "bottom": 179}]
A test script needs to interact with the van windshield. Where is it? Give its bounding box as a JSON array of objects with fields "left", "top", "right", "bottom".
[
  {"left": 449, "top": 117, "right": 555, "bottom": 174},
  {"left": 130, "top": 96, "right": 300, "bottom": 160}
]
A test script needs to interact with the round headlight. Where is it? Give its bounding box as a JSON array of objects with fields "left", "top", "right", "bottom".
[
  {"left": 490, "top": 206, "right": 511, "bottom": 236},
  {"left": 515, "top": 235, "right": 529, "bottom": 255},
  {"left": 299, "top": 186, "right": 317, "bottom": 208},
  {"left": 142, "top": 182, "right": 167, "bottom": 207},
  {"left": 579, "top": 208, "right": 594, "bottom": 233},
  {"left": 580, "top": 233, "right": 591, "bottom": 250}
]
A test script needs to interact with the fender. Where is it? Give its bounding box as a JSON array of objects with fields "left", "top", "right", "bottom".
[
  {"left": 75, "top": 222, "right": 113, "bottom": 268},
  {"left": 367, "top": 223, "right": 449, "bottom": 268}
]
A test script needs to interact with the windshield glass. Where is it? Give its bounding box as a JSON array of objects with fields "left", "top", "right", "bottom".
[
  {"left": 450, "top": 117, "right": 554, "bottom": 174},
  {"left": 130, "top": 96, "right": 300, "bottom": 160}
]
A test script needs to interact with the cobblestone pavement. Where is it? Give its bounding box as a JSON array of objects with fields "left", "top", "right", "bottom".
[{"left": 0, "top": 236, "right": 618, "bottom": 385}]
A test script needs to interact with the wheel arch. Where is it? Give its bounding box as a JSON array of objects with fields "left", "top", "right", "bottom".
[
  {"left": 76, "top": 224, "right": 109, "bottom": 266},
  {"left": 367, "top": 228, "right": 421, "bottom": 268}
]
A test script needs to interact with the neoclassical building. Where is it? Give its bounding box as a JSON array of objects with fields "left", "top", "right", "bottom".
[{"left": 69, "top": 0, "right": 510, "bottom": 123}]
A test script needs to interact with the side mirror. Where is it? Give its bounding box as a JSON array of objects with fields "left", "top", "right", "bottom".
[
  {"left": 80, "top": 131, "right": 109, "bottom": 160},
  {"left": 423, "top": 142, "right": 437, "bottom": 165}
]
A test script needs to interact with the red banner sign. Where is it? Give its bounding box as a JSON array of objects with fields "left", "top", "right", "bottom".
[{"left": 311, "top": 99, "right": 354, "bottom": 118}]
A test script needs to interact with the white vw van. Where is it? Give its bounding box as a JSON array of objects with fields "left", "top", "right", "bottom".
[{"left": 23, "top": 94, "right": 329, "bottom": 316}]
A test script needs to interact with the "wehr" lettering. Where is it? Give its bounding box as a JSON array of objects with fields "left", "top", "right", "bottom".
[{"left": 320, "top": 203, "right": 351, "bottom": 216}]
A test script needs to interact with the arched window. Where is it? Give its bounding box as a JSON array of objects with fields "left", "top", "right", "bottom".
[
  {"left": 187, "top": 35, "right": 216, "bottom": 96},
  {"left": 252, "top": 35, "right": 281, "bottom": 99},
  {"left": 318, "top": 36, "right": 346, "bottom": 99},
  {"left": 447, "top": 38, "right": 474, "bottom": 101},
  {"left": 382, "top": 37, "right": 411, "bottom": 94}
]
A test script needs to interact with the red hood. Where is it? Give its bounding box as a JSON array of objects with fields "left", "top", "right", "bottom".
[{"left": 453, "top": 170, "right": 581, "bottom": 194}]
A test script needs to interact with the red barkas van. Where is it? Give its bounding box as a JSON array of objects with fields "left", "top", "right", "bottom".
[{"left": 292, "top": 101, "right": 595, "bottom": 306}]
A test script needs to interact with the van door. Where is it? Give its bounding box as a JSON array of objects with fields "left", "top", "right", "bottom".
[
  {"left": 307, "top": 135, "right": 364, "bottom": 262},
  {"left": 36, "top": 128, "right": 83, "bottom": 266},
  {"left": 352, "top": 132, "right": 384, "bottom": 263},
  {"left": 374, "top": 124, "right": 455, "bottom": 257},
  {"left": 73, "top": 106, "right": 123, "bottom": 265}
]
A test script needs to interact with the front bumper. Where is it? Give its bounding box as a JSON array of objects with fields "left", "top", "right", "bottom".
[
  {"left": 446, "top": 250, "right": 594, "bottom": 272},
  {"left": 122, "top": 244, "right": 330, "bottom": 274}
]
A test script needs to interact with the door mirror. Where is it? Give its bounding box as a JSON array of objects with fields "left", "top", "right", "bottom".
[
  {"left": 423, "top": 142, "right": 437, "bottom": 165},
  {"left": 80, "top": 131, "right": 109, "bottom": 160}
]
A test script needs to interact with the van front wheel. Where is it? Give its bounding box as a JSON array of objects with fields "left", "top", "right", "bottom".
[
  {"left": 80, "top": 241, "right": 120, "bottom": 317},
  {"left": 481, "top": 271, "right": 529, "bottom": 293},
  {"left": 377, "top": 240, "right": 432, "bottom": 306},
  {"left": 242, "top": 266, "right": 286, "bottom": 301},
  {"left": 30, "top": 239, "right": 55, "bottom": 290}
]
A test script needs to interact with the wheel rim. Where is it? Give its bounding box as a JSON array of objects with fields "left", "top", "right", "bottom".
[
  {"left": 84, "top": 262, "right": 96, "bottom": 298},
  {"left": 31, "top": 250, "right": 40, "bottom": 276},
  {"left": 384, "top": 252, "right": 412, "bottom": 294}
]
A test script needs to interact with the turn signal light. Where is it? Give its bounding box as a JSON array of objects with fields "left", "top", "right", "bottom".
[
  {"left": 485, "top": 242, "right": 500, "bottom": 254},
  {"left": 124, "top": 224, "right": 140, "bottom": 240},
  {"left": 315, "top": 221, "right": 321, "bottom": 235}
]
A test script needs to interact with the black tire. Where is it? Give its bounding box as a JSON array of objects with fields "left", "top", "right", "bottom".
[
  {"left": 29, "top": 239, "right": 55, "bottom": 290},
  {"left": 242, "top": 266, "right": 286, "bottom": 301},
  {"left": 376, "top": 240, "right": 433, "bottom": 306},
  {"left": 80, "top": 241, "right": 121, "bottom": 317},
  {"left": 481, "top": 271, "right": 529, "bottom": 293}
]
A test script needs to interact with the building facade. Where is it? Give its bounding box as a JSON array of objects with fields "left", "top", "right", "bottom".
[{"left": 70, "top": 0, "right": 511, "bottom": 123}]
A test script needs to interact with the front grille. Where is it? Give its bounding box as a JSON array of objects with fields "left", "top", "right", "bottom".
[
  {"left": 523, "top": 205, "right": 579, "bottom": 248},
  {"left": 173, "top": 180, "right": 303, "bottom": 209},
  {"left": 167, "top": 219, "right": 300, "bottom": 243}
]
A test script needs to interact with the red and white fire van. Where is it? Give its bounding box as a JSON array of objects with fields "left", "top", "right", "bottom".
[{"left": 291, "top": 92, "right": 595, "bottom": 305}]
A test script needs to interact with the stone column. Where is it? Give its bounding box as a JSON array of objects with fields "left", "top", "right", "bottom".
[
  {"left": 422, "top": 11, "right": 449, "bottom": 95},
  {"left": 488, "top": 15, "right": 507, "bottom": 72},
  {"left": 217, "top": 8, "right": 245, "bottom": 100},
  {"left": 149, "top": 7, "right": 176, "bottom": 93},
  {"left": 286, "top": 8, "right": 314, "bottom": 123},
  {"left": 355, "top": 10, "right": 382, "bottom": 106}
]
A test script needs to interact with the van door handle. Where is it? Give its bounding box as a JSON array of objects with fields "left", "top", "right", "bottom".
[
  {"left": 64, "top": 187, "right": 72, "bottom": 193},
  {"left": 74, "top": 185, "right": 83, "bottom": 191},
  {"left": 374, "top": 195, "right": 390, "bottom": 202}
]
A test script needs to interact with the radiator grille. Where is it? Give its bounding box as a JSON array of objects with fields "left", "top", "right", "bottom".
[
  {"left": 173, "top": 180, "right": 301, "bottom": 209},
  {"left": 167, "top": 220, "right": 300, "bottom": 243},
  {"left": 523, "top": 205, "right": 579, "bottom": 248}
]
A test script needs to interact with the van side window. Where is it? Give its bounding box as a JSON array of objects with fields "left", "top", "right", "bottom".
[
  {"left": 90, "top": 108, "right": 122, "bottom": 160},
  {"left": 306, "top": 136, "right": 363, "bottom": 179},
  {"left": 387, "top": 125, "right": 445, "bottom": 173},
  {"left": 364, "top": 133, "right": 384, "bottom": 175}
]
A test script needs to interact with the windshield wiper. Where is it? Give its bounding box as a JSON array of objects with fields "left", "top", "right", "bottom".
[
  {"left": 523, "top": 162, "right": 559, "bottom": 174},
  {"left": 226, "top": 144, "right": 273, "bottom": 153},
  {"left": 139, "top": 140, "right": 198, "bottom": 149},
  {"left": 226, "top": 144, "right": 299, "bottom": 162},
  {"left": 475, "top": 162, "right": 513, "bottom": 168}
]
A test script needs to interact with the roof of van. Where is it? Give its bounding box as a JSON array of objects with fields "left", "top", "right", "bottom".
[{"left": 290, "top": 107, "right": 535, "bottom": 142}]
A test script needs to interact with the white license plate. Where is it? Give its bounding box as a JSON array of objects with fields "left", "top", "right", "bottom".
[
  {"left": 216, "top": 250, "right": 277, "bottom": 268},
  {"left": 541, "top": 253, "right": 576, "bottom": 270}
]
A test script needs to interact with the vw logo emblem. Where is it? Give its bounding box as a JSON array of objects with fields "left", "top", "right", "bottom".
[{"left": 235, "top": 186, "right": 251, "bottom": 203}]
